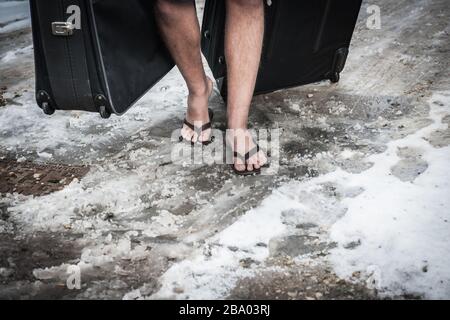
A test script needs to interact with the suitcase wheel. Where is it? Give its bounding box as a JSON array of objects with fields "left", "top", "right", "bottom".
[
  {"left": 99, "top": 105, "right": 111, "bottom": 119},
  {"left": 37, "top": 91, "right": 55, "bottom": 115},
  {"left": 330, "top": 72, "right": 340, "bottom": 83},
  {"left": 95, "top": 95, "right": 111, "bottom": 119},
  {"left": 42, "top": 102, "right": 55, "bottom": 115}
]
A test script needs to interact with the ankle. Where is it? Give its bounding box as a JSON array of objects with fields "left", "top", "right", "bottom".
[
  {"left": 226, "top": 128, "right": 250, "bottom": 144},
  {"left": 188, "top": 78, "right": 211, "bottom": 97},
  {"left": 227, "top": 122, "right": 248, "bottom": 131},
  {"left": 188, "top": 87, "right": 208, "bottom": 98}
]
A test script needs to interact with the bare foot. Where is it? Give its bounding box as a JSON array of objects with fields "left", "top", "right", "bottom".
[
  {"left": 180, "top": 77, "right": 214, "bottom": 143},
  {"left": 226, "top": 128, "right": 268, "bottom": 173}
]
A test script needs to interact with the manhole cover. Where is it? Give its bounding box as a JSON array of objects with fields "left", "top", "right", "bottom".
[{"left": 0, "top": 159, "right": 90, "bottom": 196}]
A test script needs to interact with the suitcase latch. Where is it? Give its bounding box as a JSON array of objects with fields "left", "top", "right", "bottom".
[{"left": 52, "top": 22, "right": 75, "bottom": 36}]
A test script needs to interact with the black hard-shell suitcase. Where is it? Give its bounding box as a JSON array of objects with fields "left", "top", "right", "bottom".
[
  {"left": 30, "top": 0, "right": 173, "bottom": 118},
  {"left": 201, "top": 0, "right": 363, "bottom": 98}
]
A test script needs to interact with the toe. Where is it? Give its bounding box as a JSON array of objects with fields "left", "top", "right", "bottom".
[
  {"left": 200, "top": 129, "right": 211, "bottom": 143},
  {"left": 191, "top": 131, "right": 199, "bottom": 143},
  {"left": 183, "top": 129, "right": 196, "bottom": 143},
  {"left": 181, "top": 127, "right": 191, "bottom": 141},
  {"left": 186, "top": 133, "right": 194, "bottom": 143},
  {"left": 249, "top": 156, "right": 260, "bottom": 170},
  {"left": 235, "top": 164, "right": 246, "bottom": 172},
  {"left": 247, "top": 164, "right": 254, "bottom": 172},
  {"left": 258, "top": 151, "right": 268, "bottom": 167}
]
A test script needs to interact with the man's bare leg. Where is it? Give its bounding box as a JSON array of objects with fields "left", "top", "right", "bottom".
[
  {"left": 225, "top": 0, "right": 267, "bottom": 172},
  {"left": 155, "top": 0, "right": 213, "bottom": 143}
]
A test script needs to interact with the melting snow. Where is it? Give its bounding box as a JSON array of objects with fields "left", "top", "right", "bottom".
[{"left": 151, "top": 92, "right": 450, "bottom": 299}]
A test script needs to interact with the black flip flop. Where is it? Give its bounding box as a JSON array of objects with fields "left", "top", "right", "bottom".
[
  {"left": 231, "top": 144, "right": 269, "bottom": 176},
  {"left": 179, "top": 108, "right": 215, "bottom": 146}
]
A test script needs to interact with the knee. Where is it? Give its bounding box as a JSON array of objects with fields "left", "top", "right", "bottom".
[
  {"left": 227, "top": 0, "right": 263, "bottom": 10},
  {"left": 155, "top": 0, "right": 189, "bottom": 20},
  {"left": 155, "top": 0, "right": 174, "bottom": 18}
]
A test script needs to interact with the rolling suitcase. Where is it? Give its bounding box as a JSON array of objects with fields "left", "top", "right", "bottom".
[
  {"left": 30, "top": 0, "right": 174, "bottom": 118},
  {"left": 201, "top": 0, "right": 363, "bottom": 98}
]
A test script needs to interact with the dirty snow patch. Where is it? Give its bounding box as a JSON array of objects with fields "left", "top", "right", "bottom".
[
  {"left": 149, "top": 92, "right": 450, "bottom": 300},
  {"left": 329, "top": 92, "right": 450, "bottom": 299}
]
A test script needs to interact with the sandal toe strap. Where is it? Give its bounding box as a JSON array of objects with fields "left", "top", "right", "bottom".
[
  {"left": 200, "top": 122, "right": 212, "bottom": 132},
  {"left": 234, "top": 145, "right": 261, "bottom": 163},
  {"left": 245, "top": 145, "right": 260, "bottom": 161},
  {"left": 183, "top": 119, "right": 212, "bottom": 135},
  {"left": 234, "top": 151, "right": 246, "bottom": 163},
  {"left": 183, "top": 119, "right": 195, "bottom": 131}
]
